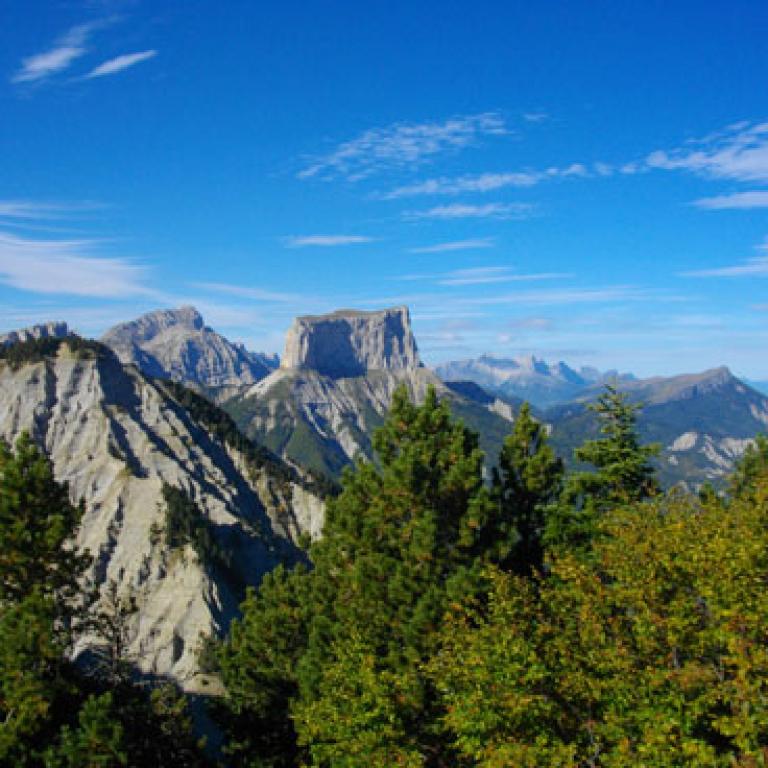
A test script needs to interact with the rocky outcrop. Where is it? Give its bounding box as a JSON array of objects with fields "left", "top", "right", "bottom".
[
  {"left": 0, "top": 321, "right": 70, "bottom": 346},
  {"left": 102, "top": 307, "right": 276, "bottom": 395},
  {"left": 0, "top": 339, "right": 323, "bottom": 689},
  {"left": 225, "top": 308, "right": 514, "bottom": 479},
  {"left": 281, "top": 306, "right": 421, "bottom": 377}
]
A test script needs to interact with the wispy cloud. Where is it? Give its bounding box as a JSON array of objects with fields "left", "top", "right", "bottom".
[
  {"left": 682, "top": 255, "right": 768, "bottom": 278},
  {"left": 0, "top": 231, "right": 151, "bottom": 297},
  {"left": 647, "top": 121, "right": 768, "bottom": 183},
  {"left": 11, "top": 20, "right": 105, "bottom": 84},
  {"left": 386, "top": 164, "right": 589, "bottom": 199},
  {"left": 399, "top": 265, "right": 569, "bottom": 286},
  {"left": 523, "top": 112, "right": 548, "bottom": 123},
  {"left": 85, "top": 50, "right": 156, "bottom": 79},
  {"left": 409, "top": 238, "right": 495, "bottom": 254},
  {"left": 298, "top": 112, "right": 508, "bottom": 181},
  {"left": 0, "top": 200, "right": 103, "bottom": 221},
  {"left": 405, "top": 202, "right": 534, "bottom": 220},
  {"left": 693, "top": 190, "right": 768, "bottom": 210},
  {"left": 285, "top": 234, "right": 374, "bottom": 247},
  {"left": 509, "top": 316, "right": 555, "bottom": 330},
  {"left": 458, "top": 286, "right": 645, "bottom": 307},
  {"left": 192, "top": 281, "right": 301, "bottom": 302}
]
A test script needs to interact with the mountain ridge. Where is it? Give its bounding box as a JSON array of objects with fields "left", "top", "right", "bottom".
[{"left": 102, "top": 306, "right": 277, "bottom": 398}]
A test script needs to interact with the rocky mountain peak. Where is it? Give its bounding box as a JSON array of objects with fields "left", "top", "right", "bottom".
[
  {"left": 104, "top": 306, "right": 205, "bottom": 344},
  {"left": 101, "top": 306, "right": 275, "bottom": 393},
  {"left": 0, "top": 321, "right": 70, "bottom": 346},
  {"left": 281, "top": 306, "right": 421, "bottom": 377}
]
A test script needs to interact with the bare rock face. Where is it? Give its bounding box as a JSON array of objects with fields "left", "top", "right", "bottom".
[
  {"left": 102, "top": 307, "right": 275, "bottom": 393},
  {"left": 281, "top": 306, "right": 421, "bottom": 378},
  {"left": 0, "top": 340, "right": 323, "bottom": 689},
  {"left": 226, "top": 306, "right": 514, "bottom": 481},
  {"left": 0, "top": 321, "right": 70, "bottom": 346}
]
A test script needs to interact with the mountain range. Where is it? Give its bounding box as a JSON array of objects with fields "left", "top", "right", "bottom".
[
  {"left": 434, "top": 353, "right": 634, "bottom": 408},
  {"left": 1, "top": 304, "right": 767, "bottom": 687},
  {"left": 0, "top": 330, "right": 322, "bottom": 691}
]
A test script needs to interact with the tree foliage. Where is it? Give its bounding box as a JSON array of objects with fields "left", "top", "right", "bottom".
[
  {"left": 217, "top": 385, "right": 500, "bottom": 766},
  {"left": 491, "top": 402, "right": 563, "bottom": 574},
  {"left": 0, "top": 435, "right": 209, "bottom": 767},
  {"left": 430, "top": 473, "right": 768, "bottom": 766},
  {"left": 546, "top": 385, "right": 660, "bottom": 551}
]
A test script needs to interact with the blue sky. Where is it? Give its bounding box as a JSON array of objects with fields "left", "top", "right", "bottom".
[{"left": 2, "top": 1, "right": 768, "bottom": 378}]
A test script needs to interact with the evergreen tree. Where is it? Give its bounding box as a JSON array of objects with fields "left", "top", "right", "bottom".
[
  {"left": 217, "top": 385, "right": 498, "bottom": 766},
  {"left": 0, "top": 433, "right": 90, "bottom": 611},
  {"left": 546, "top": 384, "right": 660, "bottom": 551},
  {"left": 491, "top": 402, "right": 563, "bottom": 574},
  {"left": 0, "top": 434, "right": 209, "bottom": 767},
  {"left": 729, "top": 433, "right": 768, "bottom": 501}
]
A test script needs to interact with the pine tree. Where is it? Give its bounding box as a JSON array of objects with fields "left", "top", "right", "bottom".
[
  {"left": 0, "top": 434, "right": 209, "bottom": 767},
  {"left": 546, "top": 384, "right": 659, "bottom": 551},
  {"left": 491, "top": 402, "right": 563, "bottom": 574},
  {"left": 217, "top": 385, "right": 498, "bottom": 766}
]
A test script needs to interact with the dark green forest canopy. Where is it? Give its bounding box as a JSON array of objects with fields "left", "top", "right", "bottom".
[{"left": 212, "top": 384, "right": 768, "bottom": 766}]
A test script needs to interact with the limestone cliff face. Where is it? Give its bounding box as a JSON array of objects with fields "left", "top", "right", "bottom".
[
  {"left": 281, "top": 306, "right": 421, "bottom": 377},
  {"left": 0, "top": 341, "right": 323, "bottom": 689},
  {"left": 0, "top": 321, "right": 70, "bottom": 345},
  {"left": 102, "top": 307, "right": 276, "bottom": 394},
  {"left": 226, "top": 307, "right": 513, "bottom": 479}
]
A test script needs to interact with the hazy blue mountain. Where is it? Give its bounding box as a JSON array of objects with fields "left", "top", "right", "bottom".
[
  {"left": 746, "top": 379, "right": 768, "bottom": 396},
  {"left": 434, "top": 353, "right": 634, "bottom": 408}
]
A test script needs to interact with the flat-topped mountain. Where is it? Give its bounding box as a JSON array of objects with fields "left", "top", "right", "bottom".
[
  {"left": 434, "top": 353, "right": 632, "bottom": 408},
  {"left": 0, "top": 320, "right": 70, "bottom": 346},
  {"left": 102, "top": 306, "right": 276, "bottom": 396},
  {"left": 225, "top": 307, "right": 514, "bottom": 477},
  {"left": 282, "top": 306, "right": 421, "bottom": 377}
]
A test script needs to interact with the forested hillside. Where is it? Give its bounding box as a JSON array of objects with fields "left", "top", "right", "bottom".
[{"left": 2, "top": 384, "right": 767, "bottom": 766}]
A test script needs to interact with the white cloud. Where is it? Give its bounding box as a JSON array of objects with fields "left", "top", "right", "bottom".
[
  {"left": 285, "top": 234, "right": 374, "bottom": 247},
  {"left": 0, "top": 200, "right": 102, "bottom": 220},
  {"left": 693, "top": 190, "right": 768, "bottom": 210},
  {"left": 85, "top": 50, "right": 157, "bottom": 79},
  {"left": 405, "top": 202, "right": 534, "bottom": 220},
  {"left": 458, "top": 286, "right": 644, "bottom": 306},
  {"left": 12, "top": 21, "right": 104, "bottom": 83},
  {"left": 0, "top": 231, "right": 152, "bottom": 297},
  {"left": 523, "top": 112, "right": 548, "bottom": 123},
  {"left": 191, "top": 281, "right": 302, "bottom": 302},
  {"left": 646, "top": 121, "right": 768, "bottom": 183},
  {"left": 385, "top": 163, "right": 595, "bottom": 199},
  {"left": 409, "top": 238, "right": 495, "bottom": 253},
  {"left": 682, "top": 255, "right": 768, "bottom": 278},
  {"left": 398, "top": 265, "right": 568, "bottom": 286},
  {"left": 593, "top": 162, "right": 614, "bottom": 177},
  {"left": 386, "top": 171, "right": 542, "bottom": 199},
  {"left": 298, "top": 112, "right": 508, "bottom": 181}
]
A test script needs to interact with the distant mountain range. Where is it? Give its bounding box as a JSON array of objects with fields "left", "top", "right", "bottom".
[
  {"left": 546, "top": 367, "right": 768, "bottom": 489},
  {"left": 747, "top": 379, "right": 768, "bottom": 396},
  {"left": 2, "top": 304, "right": 767, "bottom": 686},
  {"left": 434, "top": 354, "right": 634, "bottom": 408}
]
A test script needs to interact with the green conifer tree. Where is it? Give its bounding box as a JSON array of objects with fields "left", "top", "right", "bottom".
[
  {"left": 217, "top": 385, "right": 498, "bottom": 766},
  {"left": 491, "top": 402, "right": 563, "bottom": 574},
  {"left": 546, "top": 384, "right": 660, "bottom": 551}
]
